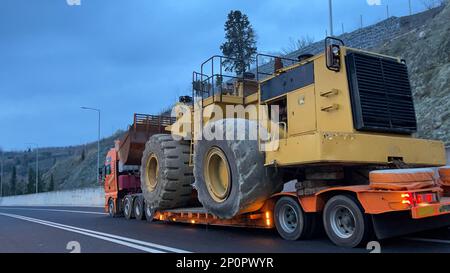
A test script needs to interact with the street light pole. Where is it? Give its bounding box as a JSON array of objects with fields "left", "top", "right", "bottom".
[
  {"left": 328, "top": 0, "right": 334, "bottom": 36},
  {"left": 81, "top": 106, "right": 101, "bottom": 184},
  {"left": 26, "top": 142, "right": 39, "bottom": 194},
  {"left": 409, "top": 0, "right": 412, "bottom": 15}
]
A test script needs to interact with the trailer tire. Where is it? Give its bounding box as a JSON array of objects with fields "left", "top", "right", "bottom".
[
  {"left": 194, "top": 119, "right": 283, "bottom": 219},
  {"left": 140, "top": 134, "right": 194, "bottom": 211},
  {"left": 274, "top": 197, "right": 317, "bottom": 240},
  {"left": 144, "top": 201, "right": 155, "bottom": 222},
  {"left": 134, "top": 196, "right": 145, "bottom": 221},
  {"left": 124, "top": 196, "right": 134, "bottom": 220},
  {"left": 323, "top": 195, "right": 372, "bottom": 248}
]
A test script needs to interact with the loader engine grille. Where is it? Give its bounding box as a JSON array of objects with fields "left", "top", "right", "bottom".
[{"left": 346, "top": 52, "right": 417, "bottom": 134}]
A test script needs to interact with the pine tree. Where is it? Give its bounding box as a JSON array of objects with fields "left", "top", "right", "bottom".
[
  {"left": 81, "top": 148, "right": 85, "bottom": 161},
  {"left": 10, "top": 166, "right": 17, "bottom": 195},
  {"left": 220, "top": 10, "right": 257, "bottom": 75}
]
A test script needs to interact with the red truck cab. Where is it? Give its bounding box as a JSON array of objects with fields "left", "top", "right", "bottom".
[{"left": 103, "top": 146, "right": 141, "bottom": 216}]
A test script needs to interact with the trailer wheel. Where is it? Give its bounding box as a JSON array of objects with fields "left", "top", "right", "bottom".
[
  {"left": 144, "top": 202, "right": 155, "bottom": 222},
  {"left": 124, "top": 196, "right": 134, "bottom": 220},
  {"left": 323, "top": 195, "right": 372, "bottom": 247},
  {"left": 134, "top": 196, "right": 146, "bottom": 221},
  {"left": 274, "top": 197, "right": 316, "bottom": 240},
  {"left": 140, "top": 134, "right": 194, "bottom": 210},
  {"left": 194, "top": 119, "right": 283, "bottom": 219}
]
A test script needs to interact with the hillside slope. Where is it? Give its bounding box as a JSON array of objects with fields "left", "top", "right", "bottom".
[
  {"left": 0, "top": 131, "right": 124, "bottom": 195},
  {"left": 375, "top": 2, "right": 450, "bottom": 145}
]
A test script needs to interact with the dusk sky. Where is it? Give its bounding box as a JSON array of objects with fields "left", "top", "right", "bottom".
[{"left": 0, "top": 0, "right": 429, "bottom": 150}]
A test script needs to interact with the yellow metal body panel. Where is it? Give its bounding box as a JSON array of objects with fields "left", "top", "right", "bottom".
[
  {"left": 314, "top": 52, "right": 355, "bottom": 133},
  {"left": 244, "top": 93, "right": 259, "bottom": 105},
  {"left": 265, "top": 132, "right": 446, "bottom": 166},
  {"left": 176, "top": 46, "right": 446, "bottom": 169},
  {"left": 202, "top": 94, "right": 244, "bottom": 107},
  {"left": 287, "top": 85, "right": 317, "bottom": 136}
]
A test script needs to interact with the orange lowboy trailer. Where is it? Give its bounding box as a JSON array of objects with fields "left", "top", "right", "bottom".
[{"left": 103, "top": 144, "right": 450, "bottom": 248}]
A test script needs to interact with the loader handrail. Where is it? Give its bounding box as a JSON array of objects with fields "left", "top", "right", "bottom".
[{"left": 132, "top": 113, "right": 175, "bottom": 133}]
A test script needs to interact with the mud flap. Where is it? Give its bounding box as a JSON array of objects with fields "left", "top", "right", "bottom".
[{"left": 372, "top": 211, "right": 450, "bottom": 240}]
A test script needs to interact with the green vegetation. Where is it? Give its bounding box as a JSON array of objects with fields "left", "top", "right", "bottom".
[
  {"left": 0, "top": 130, "right": 124, "bottom": 196},
  {"left": 220, "top": 10, "right": 257, "bottom": 75}
]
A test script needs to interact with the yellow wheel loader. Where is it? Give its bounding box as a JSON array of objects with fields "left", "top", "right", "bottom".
[{"left": 103, "top": 37, "right": 450, "bottom": 248}]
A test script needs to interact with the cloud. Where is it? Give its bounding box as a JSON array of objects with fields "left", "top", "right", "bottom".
[
  {"left": 367, "top": 0, "right": 382, "bottom": 6},
  {"left": 0, "top": 0, "right": 425, "bottom": 150}
]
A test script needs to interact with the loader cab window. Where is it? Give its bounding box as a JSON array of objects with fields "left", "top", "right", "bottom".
[
  {"left": 325, "top": 37, "right": 344, "bottom": 72},
  {"left": 105, "top": 164, "right": 111, "bottom": 176}
]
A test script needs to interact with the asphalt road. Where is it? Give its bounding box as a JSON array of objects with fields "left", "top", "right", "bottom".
[{"left": 0, "top": 206, "right": 450, "bottom": 253}]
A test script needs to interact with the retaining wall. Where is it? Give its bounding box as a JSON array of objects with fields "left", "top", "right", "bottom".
[{"left": 0, "top": 187, "right": 104, "bottom": 207}]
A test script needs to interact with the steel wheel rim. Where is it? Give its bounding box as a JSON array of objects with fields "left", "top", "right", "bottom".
[
  {"left": 146, "top": 154, "right": 158, "bottom": 191},
  {"left": 109, "top": 200, "right": 114, "bottom": 215},
  {"left": 279, "top": 204, "right": 299, "bottom": 233},
  {"left": 124, "top": 199, "right": 130, "bottom": 215},
  {"left": 330, "top": 205, "right": 356, "bottom": 239},
  {"left": 204, "top": 147, "right": 231, "bottom": 203},
  {"left": 146, "top": 204, "right": 153, "bottom": 218},
  {"left": 135, "top": 203, "right": 140, "bottom": 216}
]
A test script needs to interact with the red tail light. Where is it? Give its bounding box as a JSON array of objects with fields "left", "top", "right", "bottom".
[
  {"left": 402, "top": 192, "right": 438, "bottom": 206},
  {"left": 416, "top": 193, "right": 437, "bottom": 204}
]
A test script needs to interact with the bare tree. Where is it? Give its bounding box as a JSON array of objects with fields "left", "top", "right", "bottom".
[{"left": 282, "top": 36, "right": 315, "bottom": 55}]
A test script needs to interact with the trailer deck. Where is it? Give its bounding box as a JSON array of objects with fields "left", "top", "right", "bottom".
[{"left": 154, "top": 204, "right": 274, "bottom": 229}]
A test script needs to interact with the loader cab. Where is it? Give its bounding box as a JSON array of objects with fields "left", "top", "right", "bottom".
[{"left": 256, "top": 53, "right": 315, "bottom": 139}]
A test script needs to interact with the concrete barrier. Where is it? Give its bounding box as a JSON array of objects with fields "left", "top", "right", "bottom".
[{"left": 0, "top": 187, "right": 104, "bottom": 207}]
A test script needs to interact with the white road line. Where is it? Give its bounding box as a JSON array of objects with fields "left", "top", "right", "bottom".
[
  {"left": 14, "top": 214, "right": 192, "bottom": 253},
  {"left": 0, "top": 212, "right": 164, "bottom": 253},
  {"left": 0, "top": 212, "right": 191, "bottom": 253},
  {"left": 0, "top": 207, "right": 107, "bottom": 215},
  {"left": 403, "top": 237, "right": 450, "bottom": 244}
]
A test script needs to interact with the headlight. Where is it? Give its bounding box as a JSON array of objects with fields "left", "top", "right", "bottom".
[{"left": 332, "top": 45, "right": 340, "bottom": 56}]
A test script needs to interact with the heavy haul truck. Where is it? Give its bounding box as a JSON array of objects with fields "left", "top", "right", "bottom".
[{"left": 102, "top": 37, "right": 450, "bottom": 247}]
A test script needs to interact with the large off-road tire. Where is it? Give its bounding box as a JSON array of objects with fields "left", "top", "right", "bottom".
[
  {"left": 194, "top": 119, "right": 283, "bottom": 219},
  {"left": 140, "top": 134, "right": 194, "bottom": 211}
]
